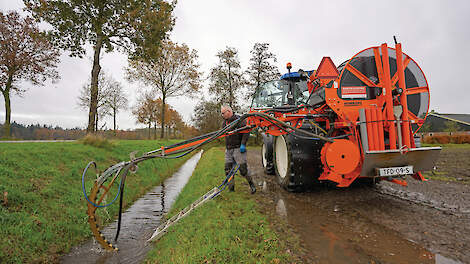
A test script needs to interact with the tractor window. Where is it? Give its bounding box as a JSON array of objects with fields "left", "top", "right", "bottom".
[
  {"left": 294, "top": 80, "right": 309, "bottom": 104},
  {"left": 251, "top": 80, "right": 310, "bottom": 108},
  {"left": 251, "top": 80, "right": 287, "bottom": 108}
]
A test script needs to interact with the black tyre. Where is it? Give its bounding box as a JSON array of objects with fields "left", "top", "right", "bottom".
[
  {"left": 261, "top": 133, "right": 275, "bottom": 175},
  {"left": 273, "top": 131, "right": 325, "bottom": 192},
  {"left": 273, "top": 135, "right": 292, "bottom": 190}
]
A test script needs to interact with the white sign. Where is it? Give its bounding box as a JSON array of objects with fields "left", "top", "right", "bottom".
[{"left": 378, "top": 166, "right": 414, "bottom": 176}]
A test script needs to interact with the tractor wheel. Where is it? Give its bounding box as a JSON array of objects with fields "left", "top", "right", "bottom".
[
  {"left": 273, "top": 135, "right": 292, "bottom": 190},
  {"left": 273, "top": 131, "right": 325, "bottom": 192},
  {"left": 261, "top": 134, "right": 275, "bottom": 175}
]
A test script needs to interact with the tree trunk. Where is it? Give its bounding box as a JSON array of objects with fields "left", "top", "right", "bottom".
[
  {"left": 87, "top": 35, "right": 103, "bottom": 134},
  {"left": 95, "top": 112, "right": 98, "bottom": 132},
  {"left": 160, "top": 94, "right": 166, "bottom": 139},
  {"left": 148, "top": 123, "right": 151, "bottom": 139},
  {"left": 2, "top": 86, "right": 11, "bottom": 139},
  {"left": 154, "top": 121, "right": 157, "bottom": 140},
  {"left": 113, "top": 109, "right": 117, "bottom": 132}
]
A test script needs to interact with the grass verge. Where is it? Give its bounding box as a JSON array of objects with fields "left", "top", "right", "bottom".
[
  {"left": 145, "top": 147, "right": 295, "bottom": 263},
  {"left": 422, "top": 143, "right": 470, "bottom": 148},
  {"left": 422, "top": 144, "right": 470, "bottom": 183},
  {"left": 0, "top": 140, "right": 191, "bottom": 263}
]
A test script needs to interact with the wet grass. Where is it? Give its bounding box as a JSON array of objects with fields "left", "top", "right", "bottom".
[
  {"left": 422, "top": 144, "right": 470, "bottom": 183},
  {"left": 0, "top": 140, "right": 191, "bottom": 263},
  {"left": 423, "top": 143, "right": 470, "bottom": 148},
  {"left": 145, "top": 147, "right": 294, "bottom": 264},
  {"left": 422, "top": 171, "right": 458, "bottom": 182}
]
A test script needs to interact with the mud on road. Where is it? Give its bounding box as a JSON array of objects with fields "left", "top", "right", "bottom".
[{"left": 246, "top": 149, "right": 469, "bottom": 263}]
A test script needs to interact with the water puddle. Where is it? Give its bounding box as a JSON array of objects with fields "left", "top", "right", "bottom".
[
  {"left": 61, "top": 151, "right": 203, "bottom": 264},
  {"left": 263, "top": 180, "right": 463, "bottom": 264}
]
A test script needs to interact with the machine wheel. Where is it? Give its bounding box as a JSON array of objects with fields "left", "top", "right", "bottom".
[
  {"left": 273, "top": 129, "right": 325, "bottom": 192},
  {"left": 261, "top": 133, "right": 275, "bottom": 175},
  {"left": 273, "top": 135, "right": 294, "bottom": 190}
]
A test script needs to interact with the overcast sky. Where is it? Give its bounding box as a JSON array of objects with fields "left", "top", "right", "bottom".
[{"left": 1, "top": 0, "right": 469, "bottom": 130}]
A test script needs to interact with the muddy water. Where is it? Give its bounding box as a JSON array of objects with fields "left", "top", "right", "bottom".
[
  {"left": 61, "top": 151, "right": 203, "bottom": 264},
  {"left": 250, "top": 151, "right": 464, "bottom": 263}
]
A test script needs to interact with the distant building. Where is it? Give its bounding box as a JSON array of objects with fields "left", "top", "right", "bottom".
[{"left": 422, "top": 112, "right": 470, "bottom": 133}]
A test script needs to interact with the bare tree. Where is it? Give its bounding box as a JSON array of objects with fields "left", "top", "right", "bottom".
[
  {"left": 208, "top": 47, "right": 245, "bottom": 111},
  {"left": 127, "top": 40, "right": 201, "bottom": 138},
  {"left": 0, "top": 11, "right": 60, "bottom": 138},
  {"left": 246, "top": 43, "right": 280, "bottom": 98},
  {"left": 104, "top": 78, "right": 128, "bottom": 132},
  {"left": 77, "top": 72, "right": 112, "bottom": 131}
]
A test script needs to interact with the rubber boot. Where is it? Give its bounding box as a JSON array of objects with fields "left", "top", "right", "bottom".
[
  {"left": 225, "top": 162, "right": 235, "bottom": 192},
  {"left": 240, "top": 163, "right": 256, "bottom": 194},
  {"left": 249, "top": 180, "right": 256, "bottom": 194}
]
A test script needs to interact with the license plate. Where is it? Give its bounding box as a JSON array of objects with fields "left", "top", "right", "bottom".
[{"left": 378, "top": 166, "right": 413, "bottom": 176}]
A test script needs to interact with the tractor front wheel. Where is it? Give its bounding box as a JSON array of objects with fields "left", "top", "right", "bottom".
[
  {"left": 274, "top": 135, "right": 292, "bottom": 190},
  {"left": 261, "top": 134, "right": 275, "bottom": 175}
]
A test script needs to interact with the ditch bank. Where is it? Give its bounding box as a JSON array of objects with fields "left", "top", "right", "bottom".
[
  {"left": 61, "top": 151, "right": 203, "bottom": 264},
  {"left": 0, "top": 140, "right": 190, "bottom": 263}
]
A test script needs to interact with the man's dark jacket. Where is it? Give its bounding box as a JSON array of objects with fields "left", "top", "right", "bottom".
[{"left": 222, "top": 114, "right": 249, "bottom": 149}]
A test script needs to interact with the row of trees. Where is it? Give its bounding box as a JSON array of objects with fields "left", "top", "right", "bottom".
[
  {"left": 132, "top": 93, "right": 196, "bottom": 139},
  {"left": 1, "top": 2, "right": 280, "bottom": 139},
  {"left": 0, "top": 121, "right": 199, "bottom": 140},
  {"left": 0, "top": 122, "right": 84, "bottom": 140},
  {"left": 1, "top": 0, "right": 176, "bottom": 138},
  {"left": 193, "top": 43, "right": 280, "bottom": 133}
]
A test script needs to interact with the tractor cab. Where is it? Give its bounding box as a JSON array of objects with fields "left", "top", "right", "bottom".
[{"left": 251, "top": 68, "right": 313, "bottom": 109}]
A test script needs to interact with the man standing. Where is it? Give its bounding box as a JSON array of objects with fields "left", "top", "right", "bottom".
[{"left": 221, "top": 105, "right": 256, "bottom": 194}]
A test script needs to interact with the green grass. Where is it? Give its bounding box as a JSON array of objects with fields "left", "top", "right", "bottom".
[
  {"left": 422, "top": 171, "right": 459, "bottom": 182},
  {"left": 421, "top": 143, "right": 470, "bottom": 183},
  {"left": 145, "top": 147, "right": 294, "bottom": 264},
  {"left": 0, "top": 140, "right": 191, "bottom": 263},
  {"left": 422, "top": 143, "right": 470, "bottom": 148}
]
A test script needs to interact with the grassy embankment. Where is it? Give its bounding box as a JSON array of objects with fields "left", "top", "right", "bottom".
[
  {"left": 146, "top": 147, "right": 295, "bottom": 263},
  {"left": 422, "top": 143, "right": 470, "bottom": 183},
  {"left": 0, "top": 139, "right": 191, "bottom": 263}
]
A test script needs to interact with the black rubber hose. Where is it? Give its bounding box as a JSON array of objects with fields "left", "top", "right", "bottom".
[{"left": 114, "top": 165, "right": 131, "bottom": 242}]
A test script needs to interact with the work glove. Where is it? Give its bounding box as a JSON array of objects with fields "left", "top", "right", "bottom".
[{"left": 240, "top": 144, "right": 246, "bottom": 153}]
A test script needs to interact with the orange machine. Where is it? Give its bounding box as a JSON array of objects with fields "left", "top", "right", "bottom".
[{"left": 250, "top": 41, "right": 440, "bottom": 190}]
